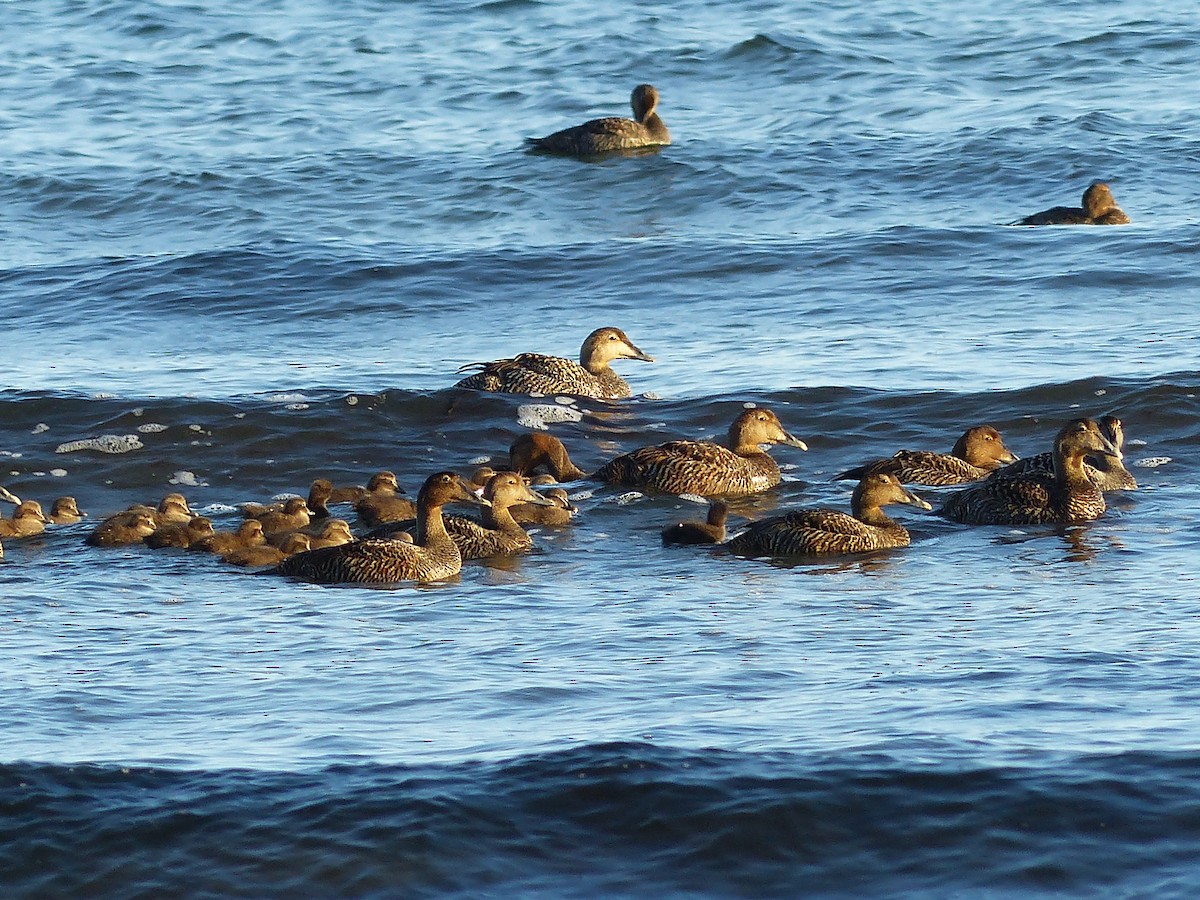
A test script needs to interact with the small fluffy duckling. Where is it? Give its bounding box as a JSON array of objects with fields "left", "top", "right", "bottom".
[
  {"left": 662, "top": 501, "right": 728, "bottom": 546},
  {"left": 0, "top": 500, "right": 48, "bottom": 539}
]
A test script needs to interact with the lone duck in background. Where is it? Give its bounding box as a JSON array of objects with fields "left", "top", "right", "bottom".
[
  {"left": 986, "top": 414, "right": 1137, "bottom": 491},
  {"left": 1013, "top": 182, "right": 1130, "bottom": 226},
  {"left": 273, "top": 472, "right": 488, "bottom": 584},
  {"left": 725, "top": 473, "right": 931, "bottom": 556},
  {"left": 454, "top": 326, "right": 653, "bottom": 400},
  {"left": 940, "top": 418, "right": 1119, "bottom": 525},
  {"left": 594, "top": 407, "right": 807, "bottom": 497},
  {"left": 526, "top": 84, "right": 670, "bottom": 156},
  {"left": 834, "top": 425, "right": 1018, "bottom": 486}
]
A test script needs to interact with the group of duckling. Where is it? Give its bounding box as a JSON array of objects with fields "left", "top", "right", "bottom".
[
  {"left": 526, "top": 85, "right": 1131, "bottom": 226},
  {"left": 0, "top": 322, "right": 1138, "bottom": 585}
]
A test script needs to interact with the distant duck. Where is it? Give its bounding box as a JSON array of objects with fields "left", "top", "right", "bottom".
[
  {"left": 1013, "top": 182, "right": 1130, "bottom": 226},
  {"left": 526, "top": 84, "right": 670, "bottom": 156},
  {"left": 987, "top": 414, "right": 1137, "bottom": 491},
  {"left": 86, "top": 510, "right": 157, "bottom": 547},
  {"left": 0, "top": 500, "right": 49, "bottom": 539},
  {"left": 510, "top": 486, "right": 578, "bottom": 527},
  {"left": 941, "top": 418, "right": 1118, "bottom": 525},
  {"left": 454, "top": 326, "right": 653, "bottom": 400},
  {"left": 191, "top": 519, "right": 266, "bottom": 555},
  {"left": 594, "top": 407, "right": 808, "bottom": 497},
  {"left": 247, "top": 497, "right": 311, "bottom": 534},
  {"left": 326, "top": 471, "right": 400, "bottom": 504},
  {"left": 0, "top": 485, "right": 20, "bottom": 505},
  {"left": 47, "top": 496, "right": 86, "bottom": 524},
  {"left": 273, "top": 472, "right": 488, "bottom": 584},
  {"left": 662, "top": 500, "right": 728, "bottom": 545},
  {"left": 223, "top": 532, "right": 311, "bottom": 568},
  {"left": 510, "top": 432, "right": 588, "bottom": 481},
  {"left": 725, "top": 473, "right": 931, "bottom": 557},
  {"left": 834, "top": 425, "right": 1018, "bottom": 486},
  {"left": 145, "top": 516, "right": 215, "bottom": 550},
  {"left": 353, "top": 471, "right": 416, "bottom": 527},
  {"left": 268, "top": 518, "right": 354, "bottom": 550}
]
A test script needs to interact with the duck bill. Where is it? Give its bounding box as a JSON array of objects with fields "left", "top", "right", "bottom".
[
  {"left": 521, "top": 489, "right": 558, "bottom": 508},
  {"left": 1089, "top": 435, "right": 1121, "bottom": 459},
  {"left": 1000, "top": 450, "right": 1019, "bottom": 463},
  {"left": 903, "top": 487, "right": 933, "bottom": 511},
  {"left": 624, "top": 343, "right": 655, "bottom": 363},
  {"left": 781, "top": 431, "right": 809, "bottom": 451}
]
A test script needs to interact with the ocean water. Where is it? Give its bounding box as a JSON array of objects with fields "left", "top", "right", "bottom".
[{"left": 2, "top": 0, "right": 1199, "bottom": 895}]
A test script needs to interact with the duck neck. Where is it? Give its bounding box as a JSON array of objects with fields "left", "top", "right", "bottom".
[
  {"left": 416, "top": 502, "right": 449, "bottom": 546},
  {"left": 1054, "top": 448, "right": 1092, "bottom": 487},
  {"left": 483, "top": 502, "right": 520, "bottom": 532},
  {"left": 854, "top": 501, "right": 896, "bottom": 529}
]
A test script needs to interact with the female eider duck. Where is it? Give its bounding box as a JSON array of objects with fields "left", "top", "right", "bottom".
[
  {"left": 454, "top": 326, "right": 653, "bottom": 400},
  {"left": 1014, "top": 182, "right": 1130, "bottom": 226},
  {"left": 725, "top": 473, "right": 931, "bottom": 557},
  {"left": 941, "top": 418, "right": 1118, "bottom": 525},
  {"left": 273, "top": 472, "right": 487, "bottom": 584},
  {"left": 662, "top": 500, "right": 728, "bottom": 546},
  {"left": 986, "top": 414, "right": 1136, "bottom": 491},
  {"left": 835, "top": 425, "right": 1018, "bottom": 486},
  {"left": 0, "top": 500, "right": 49, "bottom": 539},
  {"left": 47, "top": 496, "right": 86, "bottom": 524},
  {"left": 594, "top": 407, "right": 808, "bottom": 497},
  {"left": 526, "top": 84, "right": 670, "bottom": 156}
]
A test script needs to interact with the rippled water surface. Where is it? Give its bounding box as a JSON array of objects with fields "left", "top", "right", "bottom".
[{"left": 2, "top": 0, "right": 1199, "bottom": 896}]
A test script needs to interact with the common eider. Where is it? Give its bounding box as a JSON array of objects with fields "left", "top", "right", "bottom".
[
  {"left": 510, "top": 432, "right": 588, "bottom": 481},
  {"left": 273, "top": 472, "right": 488, "bottom": 584},
  {"left": 353, "top": 471, "right": 416, "bottom": 527},
  {"left": 593, "top": 407, "right": 808, "bottom": 497},
  {"left": 454, "top": 326, "right": 653, "bottom": 400},
  {"left": 223, "top": 532, "right": 311, "bottom": 568},
  {"left": 247, "top": 497, "right": 311, "bottom": 534},
  {"left": 662, "top": 500, "right": 728, "bottom": 545},
  {"left": 941, "top": 418, "right": 1118, "bottom": 525},
  {"left": 144, "top": 516, "right": 215, "bottom": 549},
  {"left": 510, "top": 486, "right": 577, "bottom": 527},
  {"left": 834, "top": 425, "right": 1018, "bottom": 486},
  {"left": 526, "top": 84, "right": 670, "bottom": 156},
  {"left": 47, "top": 496, "right": 86, "bottom": 524},
  {"left": 725, "top": 473, "right": 931, "bottom": 556},
  {"left": 0, "top": 500, "right": 49, "bottom": 539},
  {"left": 1014, "top": 182, "right": 1130, "bottom": 226},
  {"left": 191, "top": 519, "right": 266, "bottom": 555},
  {"left": 326, "top": 471, "right": 400, "bottom": 504},
  {"left": 86, "top": 510, "right": 157, "bottom": 546},
  {"left": 987, "top": 414, "right": 1137, "bottom": 491}
]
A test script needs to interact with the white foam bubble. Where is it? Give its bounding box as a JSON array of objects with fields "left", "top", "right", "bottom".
[
  {"left": 137, "top": 423, "right": 168, "bottom": 434},
  {"left": 678, "top": 493, "right": 709, "bottom": 505},
  {"left": 1133, "top": 457, "right": 1171, "bottom": 468},
  {"left": 516, "top": 403, "right": 584, "bottom": 430},
  {"left": 611, "top": 491, "right": 644, "bottom": 506},
  {"left": 169, "top": 471, "right": 207, "bottom": 487},
  {"left": 468, "top": 455, "right": 492, "bottom": 465},
  {"left": 49, "top": 469, "right": 67, "bottom": 478},
  {"left": 55, "top": 434, "right": 144, "bottom": 454},
  {"left": 286, "top": 403, "right": 311, "bottom": 411},
  {"left": 31, "top": 423, "right": 49, "bottom": 434}
]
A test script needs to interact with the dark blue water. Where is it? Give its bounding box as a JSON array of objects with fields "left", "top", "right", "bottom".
[{"left": 2, "top": 0, "right": 1198, "bottom": 895}]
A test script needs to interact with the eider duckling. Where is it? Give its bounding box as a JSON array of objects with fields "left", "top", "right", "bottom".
[
  {"left": 510, "top": 486, "right": 577, "bottom": 527},
  {"left": 510, "top": 433, "right": 588, "bottom": 481},
  {"left": 142, "top": 493, "right": 194, "bottom": 527},
  {"left": 223, "top": 532, "right": 311, "bottom": 568},
  {"left": 273, "top": 472, "right": 488, "bottom": 584},
  {"left": 191, "top": 519, "right": 266, "bottom": 555},
  {"left": 941, "top": 418, "right": 1118, "bottom": 525},
  {"left": 835, "top": 425, "right": 1018, "bottom": 486},
  {"left": 305, "top": 479, "right": 334, "bottom": 519},
  {"left": 526, "top": 84, "right": 670, "bottom": 156},
  {"left": 267, "top": 518, "right": 354, "bottom": 550},
  {"left": 662, "top": 500, "right": 728, "bottom": 546},
  {"left": 725, "top": 474, "right": 931, "bottom": 557},
  {"left": 1014, "top": 182, "right": 1130, "bottom": 226},
  {"left": 86, "top": 510, "right": 157, "bottom": 547},
  {"left": 145, "top": 516, "right": 215, "bottom": 550},
  {"left": 0, "top": 500, "right": 49, "bottom": 539},
  {"left": 593, "top": 407, "right": 808, "bottom": 498},
  {"left": 987, "top": 414, "right": 1137, "bottom": 491},
  {"left": 248, "top": 497, "right": 311, "bottom": 534},
  {"left": 353, "top": 471, "right": 416, "bottom": 527},
  {"left": 47, "top": 496, "right": 86, "bottom": 524},
  {"left": 454, "top": 326, "right": 653, "bottom": 400},
  {"left": 326, "top": 471, "right": 400, "bottom": 504},
  {"left": 0, "top": 485, "right": 20, "bottom": 506}
]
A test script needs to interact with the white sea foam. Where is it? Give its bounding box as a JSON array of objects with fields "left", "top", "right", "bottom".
[
  {"left": 517, "top": 403, "right": 584, "bottom": 430},
  {"left": 55, "top": 434, "right": 144, "bottom": 454},
  {"left": 1133, "top": 457, "right": 1171, "bottom": 468}
]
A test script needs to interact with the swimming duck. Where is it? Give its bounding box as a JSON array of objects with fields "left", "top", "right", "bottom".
[
  {"left": 223, "top": 532, "right": 311, "bottom": 568},
  {"left": 146, "top": 493, "right": 194, "bottom": 527},
  {"left": 662, "top": 500, "right": 728, "bottom": 545},
  {"left": 144, "top": 516, "right": 215, "bottom": 550},
  {"left": 47, "top": 496, "right": 86, "bottom": 524},
  {"left": 835, "top": 425, "right": 1018, "bottom": 486},
  {"left": 268, "top": 517, "right": 354, "bottom": 550},
  {"left": 510, "top": 486, "right": 578, "bottom": 527},
  {"left": 725, "top": 473, "right": 931, "bottom": 556},
  {"left": 454, "top": 326, "right": 653, "bottom": 400},
  {"left": 510, "top": 432, "right": 588, "bottom": 481},
  {"left": 594, "top": 407, "right": 808, "bottom": 497},
  {"left": 0, "top": 500, "right": 49, "bottom": 539},
  {"left": 986, "top": 415, "right": 1137, "bottom": 491},
  {"left": 0, "top": 485, "right": 20, "bottom": 505},
  {"left": 273, "top": 472, "right": 488, "bottom": 584},
  {"left": 305, "top": 479, "right": 334, "bottom": 519},
  {"left": 86, "top": 510, "right": 158, "bottom": 546},
  {"left": 353, "top": 471, "right": 416, "bottom": 527},
  {"left": 526, "top": 84, "right": 670, "bottom": 156},
  {"left": 325, "top": 471, "right": 400, "bottom": 504},
  {"left": 191, "top": 519, "right": 267, "bottom": 555},
  {"left": 1014, "top": 182, "right": 1130, "bottom": 226},
  {"left": 247, "top": 497, "right": 311, "bottom": 534},
  {"left": 941, "top": 418, "right": 1118, "bottom": 525}
]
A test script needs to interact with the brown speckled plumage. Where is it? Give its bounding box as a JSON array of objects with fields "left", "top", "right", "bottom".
[
  {"left": 594, "top": 407, "right": 808, "bottom": 498},
  {"left": 1014, "top": 182, "right": 1130, "bottom": 226},
  {"left": 941, "top": 418, "right": 1118, "bottom": 525},
  {"left": 835, "top": 425, "right": 1018, "bottom": 486},
  {"left": 0, "top": 500, "right": 49, "bottom": 539},
  {"left": 273, "top": 472, "right": 486, "bottom": 584},
  {"left": 454, "top": 327, "right": 653, "bottom": 399},
  {"left": 662, "top": 501, "right": 728, "bottom": 545},
  {"left": 725, "top": 474, "right": 931, "bottom": 556},
  {"left": 526, "top": 84, "right": 670, "bottom": 156},
  {"left": 988, "top": 415, "right": 1137, "bottom": 491}
]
